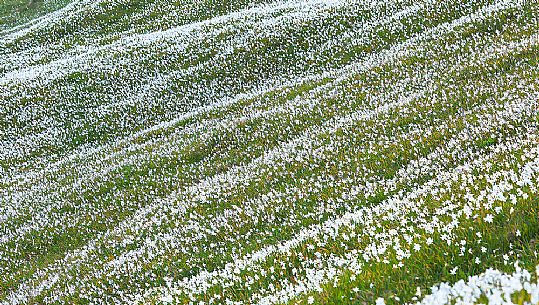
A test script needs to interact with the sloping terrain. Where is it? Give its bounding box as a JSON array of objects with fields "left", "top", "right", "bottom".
[
  {"left": 0, "top": 0, "right": 70, "bottom": 31},
  {"left": 0, "top": 0, "right": 538, "bottom": 304}
]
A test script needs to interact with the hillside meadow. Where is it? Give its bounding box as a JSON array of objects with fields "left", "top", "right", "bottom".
[{"left": 0, "top": 0, "right": 538, "bottom": 304}]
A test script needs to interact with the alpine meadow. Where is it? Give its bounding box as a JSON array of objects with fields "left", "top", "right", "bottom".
[{"left": 1, "top": 0, "right": 539, "bottom": 304}]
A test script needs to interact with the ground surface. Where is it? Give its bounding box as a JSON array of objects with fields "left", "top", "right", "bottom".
[{"left": 0, "top": 0, "right": 538, "bottom": 304}]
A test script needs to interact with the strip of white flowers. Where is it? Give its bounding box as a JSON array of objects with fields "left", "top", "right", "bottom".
[{"left": 405, "top": 264, "right": 539, "bottom": 305}]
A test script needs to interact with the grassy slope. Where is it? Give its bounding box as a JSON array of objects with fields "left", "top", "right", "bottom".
[
  {"left": 0, "top": 0, "right": 70, "bottom": 31},
  {"left": 0, "top": 0, "right": 538, "bottom": 304}
]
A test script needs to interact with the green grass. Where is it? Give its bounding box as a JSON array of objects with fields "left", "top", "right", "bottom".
[{"left": 0, "top": 0, "right": 70, "bottom": 30}]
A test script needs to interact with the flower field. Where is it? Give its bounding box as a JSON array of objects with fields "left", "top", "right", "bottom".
[{"left": 0, "top": 0, "right": 538, "bottom": 304}]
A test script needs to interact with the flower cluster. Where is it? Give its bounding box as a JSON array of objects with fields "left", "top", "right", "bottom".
[{"left": 415, "top": 264, "right": 539, "bottom": 305}]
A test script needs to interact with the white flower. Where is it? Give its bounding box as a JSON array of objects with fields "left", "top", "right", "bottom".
[{"left": 160, "top": 294, "right": 173, "bottom": 304}]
